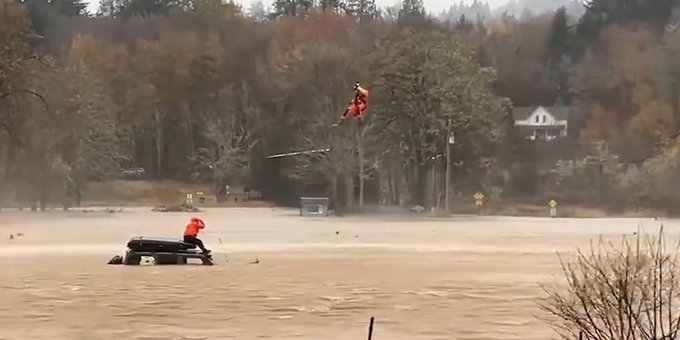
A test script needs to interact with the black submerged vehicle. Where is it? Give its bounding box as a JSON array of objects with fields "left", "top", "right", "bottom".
[{"left": 122, "top": 236, "right": 214, "bottom": 265}]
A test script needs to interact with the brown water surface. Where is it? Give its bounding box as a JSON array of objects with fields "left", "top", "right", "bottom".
[{"left": 0, "top": 208, "right": 666, "bottom": 339}]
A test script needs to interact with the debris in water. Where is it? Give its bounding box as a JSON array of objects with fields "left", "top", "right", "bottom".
[
  {"left": 17, "top": 233, "right": 23, "bottom": 237},
  {"left": 250, "top": 257, "right": 259, "bottom": 264},
  {"left": 335, "top": 231, "right": 339, "bottom": 235},
  {"left": 107, "top": 255, "right": 123, "bottom": 265},
  {"left": 9, "top": 234, "right": 13, "bottom": 240},
  {"left": 152, "top": 203, "right": 201, "bottom": 213}
]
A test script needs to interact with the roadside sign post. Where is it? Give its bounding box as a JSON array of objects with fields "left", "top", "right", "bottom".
[
  {"left": 474, "top": 191, "right": 484, "bottom": 215},
  {"left": 549, "top": 199, "right": 557, "bottom": 218}
]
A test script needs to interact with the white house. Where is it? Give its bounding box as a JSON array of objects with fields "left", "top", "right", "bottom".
[{"left": 512, "top": 106, "right": 570, "bottom": 141}]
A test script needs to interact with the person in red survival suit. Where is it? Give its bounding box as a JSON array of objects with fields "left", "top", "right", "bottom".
[
  {"left": 183, "top": 217, "right": 211, "bottom": 254},
  {"left": 337, "top": 82, "right": 369, "bottom": 125}
]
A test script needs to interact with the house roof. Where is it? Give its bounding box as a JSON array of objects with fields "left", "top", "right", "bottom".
[{"left": 512, "top": 106, "right": 571, "bottom": 121}]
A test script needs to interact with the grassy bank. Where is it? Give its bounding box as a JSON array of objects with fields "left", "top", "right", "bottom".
[
  {"left": 0, "top": 180, "right": 274, "bottom": 209},
  {"left": 1, "top": 180, "right": 666, "bottom": 218},
  {"left": 84, "top": 180, "right": 275, "bottom": 208},
  {"left": 446, "top": 201, "right": 665, "bottom": 218}
]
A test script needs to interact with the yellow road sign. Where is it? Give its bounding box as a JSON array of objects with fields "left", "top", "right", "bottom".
[
  {"left": 474, "top": 192, "right": 484, "bottom": 207},
  {"left": 549, "top": 199, "right": 557, "bottom": 208}
]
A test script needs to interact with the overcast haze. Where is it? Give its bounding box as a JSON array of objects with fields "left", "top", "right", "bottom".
[{"left": 85, "top": 0, "right": 511, "bottom": 16}]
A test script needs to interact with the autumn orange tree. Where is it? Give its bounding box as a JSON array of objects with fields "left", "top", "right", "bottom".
[
  {"left": 265, "top": 10, "right": 369, "bottom": 212},
  {"left": 0, "top": 2, "right": 52, "bottom": 208},
  {"left": 572, "top": 24, "right": 674, "bottom": 163},
  {"left": 0, "top": 2, "right": 126, "bottom": 209}
]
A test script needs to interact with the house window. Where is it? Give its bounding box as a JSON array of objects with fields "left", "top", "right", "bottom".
[
  {"left": 535, "top": 115, "right": 539, "bottom": 123},
  {"left": 542, "top": 115, "right": 546, "bottom": 123}
]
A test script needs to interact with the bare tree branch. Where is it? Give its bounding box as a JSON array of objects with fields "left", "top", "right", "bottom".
[
  {"left": 0, "top": 88, "right": 48, "bottom": 111},
  {"left": 539, "top": 227, "right": 680, "bottom": 340}
]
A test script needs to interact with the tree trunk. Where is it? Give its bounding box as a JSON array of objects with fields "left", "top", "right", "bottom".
[
  {"left": 431, "top": 163, "right": 436, "bottom": 209},
  {"left": 388, "top": 157, "right": 401, "bottom": 205},
  {"left": 405, "top": 163, "right": 414, "bottom": 203},
  {"left": 358, "top": 138, "right": 365, "bottom": 209},
  {"left": 673, "top": 88, "right": 680, "bottom": 132},
  {"left": 407, "top": 162, "right": 426, "bottom": 206},
  {"left": 3, "top": 142, "right": 11, "bottom": 181},
  {"left": 392, "top": 171, "right": 399, "bottom": 204},
  {"left": 332, "top": 174, "right": 340, "bottom": 216},
  {"left": 334, "top": 173, "right": 345, "bottom": 216},
  {"left": 75, "top": 188, "right": 82, "bottom": 207},
  {"left": 182, "top": 101, "right": 195, "bottom": 156},
  {"left": 154, "top": 110, "right": 163, "bottom": 177},
  {"left": 36, "top": 176, "right": 47, "bottom": 212},
  {"left": 385, "top": 164, "right": 393, "bottom": 204},
  {"left": 415, "top": 164, "right": 426, "bottom": 206},
  {"left": 345, "top": 172, "right": 354, "bottom": 213}
]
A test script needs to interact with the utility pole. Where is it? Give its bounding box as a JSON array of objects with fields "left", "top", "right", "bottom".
[
  {"left": 432, "top": 161, "right": 436, "bottom": 208},
  {"left": 445, "top": 122, "right": 454, "bottom": 212}
]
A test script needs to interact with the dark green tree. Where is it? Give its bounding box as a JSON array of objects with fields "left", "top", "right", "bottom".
[
  {"left": 371, "top": 28, "right": 504, "bottom": 205},
  {"left": 453, "top": 14, "right": 474, "bottom": 32},
  {"left": 545, "top": 7, "right": 572, "bottom": 101},
  {"left": 318, "top": 0, "right": 345, "bottom": 12},
  {"left": 398, "top": 0, "right": 424, "bottom": 18},
  {"left": 270, "top": 0, "right": 313, "bottom": 17},
  {"left": 345, "top": 0, "right": 378, "bottom": 22},
  {"left": 15, "top": 0, "right": 87, "bottom": 35},
  {"left": 98, "top": 0, "right": 182, "bottom": 18},
  {"left": 575, "top": 0, "right": 677, "bottom": 54}
]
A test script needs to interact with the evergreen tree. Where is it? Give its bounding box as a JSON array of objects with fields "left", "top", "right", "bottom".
[
  {"left": 399, "top": 0, "right": 424, "bottom": 18},
  {"left": 346, "top": 0, "right": 378, "bottom": 21},
  {"left": 15, "top": 0, "right": 87, "bottom": 35},
  {"left": 98, "top": 0, "right": 182, "bottom": 18},
  {"left": 270, "top": 0, "right": 313, "bottom": 17},
  {"left": 546, "top": 7, "right": 572, "bottom": 101},
  {"left": 576, "top": 0, "right": 677, "bottom": 51},
  {"left": 454, "top": 14, "right": 474, "bottom": 32},
  {"left": 318, "top": 0, "right": 345, "bottom": 12}
]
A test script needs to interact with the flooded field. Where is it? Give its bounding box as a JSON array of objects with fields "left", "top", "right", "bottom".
[{"left": 0, "top": 208, "right": 670, "bottom": 339}]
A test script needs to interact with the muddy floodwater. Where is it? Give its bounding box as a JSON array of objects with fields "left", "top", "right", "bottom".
[{"left": 0, "top": 208, "right": 670, "bottom": 339}]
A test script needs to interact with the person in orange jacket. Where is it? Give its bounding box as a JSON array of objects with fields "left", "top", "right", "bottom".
[
  {"left": 337, "top": 82, "right": 369, "bottom": 125},
  {"left": 183, "top": 217, "right": 210, "bottom": 254}
]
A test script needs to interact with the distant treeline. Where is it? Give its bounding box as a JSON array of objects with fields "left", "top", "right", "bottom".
[{"left": 2, "top": 0, "right": 680, "bottom": 213}]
